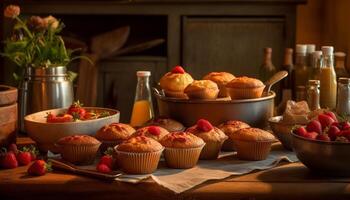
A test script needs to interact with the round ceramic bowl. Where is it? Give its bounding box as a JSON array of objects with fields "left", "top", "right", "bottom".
[
  {"left": 292, "top": 131, "right": 350, "bottom": 176},
  {"left": 268, "top": 116, "right": 306, "bottom": 151},
  {"left": 24, "top": 107, "right": 120, "bottom": 152}
]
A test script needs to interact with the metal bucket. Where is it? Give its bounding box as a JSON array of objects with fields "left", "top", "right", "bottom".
[{"left": 19, "top": 66, "right": 74, "bottom": 131}]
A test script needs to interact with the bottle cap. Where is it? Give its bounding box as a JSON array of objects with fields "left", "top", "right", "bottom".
[
  {"left": 313, "top": 51, "right": 322, "bottom": 59},
  {"left": 296, "top": 44, "right": 307, "bottom": 53},
  {"left": 264, "top": 47, "right": 272, "bottom": 53},
  {"left": 321, "top": 46, "right": 334, "bottom": 55},
  {"left": 136, "top": 71, "right": 151, "bottom": 77},
  {"left": 306, "top": 44, "right": 316, "bottom": 53},
  {"left": 339, "top": 77, "right": 350, "bottom": 84},
  {"left": 334, "top": 51, "right": 346, "bottom": 57},
  {"left": 285, "top": 48, "right": 293, "bottom": 54},
  {"left": 308, "top": 79, "right": 320, "bottom": 85}
]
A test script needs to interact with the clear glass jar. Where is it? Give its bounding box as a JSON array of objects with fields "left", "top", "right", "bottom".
[
  {"left": 307, "top": 80, "right": 320, "bottom": 111},
  {"left": 336, "top": 78, "right": 350, "bottom": 116},
  {"left": 130, "top": 71, "right": 154, "bottom": 127},
  {"left": 320, "top": 46, "right": 337, "bottom": 109}
]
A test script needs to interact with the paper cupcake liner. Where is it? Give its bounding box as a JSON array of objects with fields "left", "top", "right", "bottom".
[
  {"left": 233, "top": 140, "right": 272, "bottom": 161},
  {"left": 164, "top": 90, "right": 188, "bottom": 99},
  {"left": 58, "top": 144, "right": 100, "bottom": 165},
  {"left": 186, "top": 89, "right": 219, "bottom": 99},
  {"left": 221, "top": 139, "right": 236, "bottom": 151},
  {"left": 226, "top": 86, "right": 264, "bottom": 100},
  {"left": 115, "top": 148, "right": 164, "bottom": 174},
  {"left": 99, "top": 140, "right": 124, "bottom": 153},
  {"left": 200, "top": 140, "right": 225, "bottom": 160},
  {"left": 163, "top": 145, "right": 204, "bottom": 169}
]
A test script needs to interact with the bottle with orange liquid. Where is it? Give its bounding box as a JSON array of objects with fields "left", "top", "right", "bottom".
[{"left": 130, "top": 71, "right": 154, "bottom": 127}]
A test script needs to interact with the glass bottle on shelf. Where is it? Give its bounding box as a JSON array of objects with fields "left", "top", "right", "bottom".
[
  {"left": 320, "top": 46, "right": 337, "bottom": 109},
  {"left": 130, "top": 71, "right": 154, "bottom": 127},
  {"left": 309, "top": 51, "right": 322, "bottom": 80},
  {"left": 307, "top": 80, "right": 320, "bottom": 111},
  {"left": 293, "top": 44, "right": 308, "bottom": 99},
  {"left": 336, "top": 78, "right": 350, "bottom": 117},
  {"left": 277, "top": 48, "right": 293, "bottom": 115},
  {"left": 306, "top": 44, "right": 316, "bottom": 67},
  {"left": 259, "top": 47, "right": 276, "bottom": 82},
  {"left": 334, "top": 52, "right": 349, "bottom": 80}
]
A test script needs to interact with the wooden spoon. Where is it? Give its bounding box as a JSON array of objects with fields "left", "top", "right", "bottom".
[{"left": 263, "top": 71, "right": 288, "bottom": 96}]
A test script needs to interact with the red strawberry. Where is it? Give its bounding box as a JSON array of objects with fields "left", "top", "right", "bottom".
[
  {"left": 324, "top": 111, "right": 338, "bottom": 122},
  {"left": 1, "top": 152, "right": 18, "bottom": 169},
  {"left": 340, "top": 130, "right": 350, "bottom": 140},
  {"left": 341, "top": 121, "right": 350, "bottom": 130},
  {"left": 328, "top": 125, "right": 341, "bottom": 141},
  {"left": 196, "top": 119, "right": 213, "bottom": 132},
  {"left": 17, "top": 151, "right": 32, "bottom": 166},
  {"left": 8, "top": 143, "right": 18, "bottom": 155},
  {"left": 318, "top": 114, "right": 335, "bottom": 129},
  {"left": 27, "top": 160, "right": 51, "bottom": 176},
  {"left": 306, "top": 120, "right": 322, "bottom": 134},
  {"left": 148, "top": 126, "right": 161, "bottom": 136},
  {"left": 99, "top": 155, "right": 113, "bottom": 169},
  {"left": 304, "top": 131, "right": 318, "bottom": 140},
  {"left": 294, "top": 126, "right": 308, "bottom": 137},
  {"left": 171, "top": 66, "right": 185, "bottom": 74},
  {"left": 316, "top": 134, "right": 331, "bottom": 141},
  {"left": 96, "top": 163, "right": 111, "bottom": 173}
]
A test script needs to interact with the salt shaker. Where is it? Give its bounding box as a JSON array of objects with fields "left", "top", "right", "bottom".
[
  {"left": 307, "top": 80, "right": 320, "bottom": 111},
  {"left": 336, "top": 78, "right": 350, "bottom": 116}
]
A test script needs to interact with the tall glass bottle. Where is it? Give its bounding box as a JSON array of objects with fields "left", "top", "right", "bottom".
[
  {"left": 293, "top": 44, "right": 308, "bottom": 99},
  {"left": 130, "top": 71, "right": 154, "bottom": 127},
  {"left": 334, "top": 52, "right": 349, "bottom": 79},
  {"left": 309, "top": 51, "right": 322, "bottom": 80},
  {"left": 259, "top": 47, "right": 276, "bottom": 82},
  {"left": 320, "top": 46, "right": 337, "bottom": 109},
  {"left": 277, "top": 48, "right": 293, "bottom": 115},
  {"left": 306, "top": 44, "right": 316, "bottom": 67}
]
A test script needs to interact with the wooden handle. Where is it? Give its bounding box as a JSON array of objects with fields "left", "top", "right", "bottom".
[{"left": 263, "top": 71, "right": 288, "bottom": 95}]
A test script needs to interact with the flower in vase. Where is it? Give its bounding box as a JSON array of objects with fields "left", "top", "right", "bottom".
[
  {"left": 4, "top": 5, "right": 20, "bottom": 18},
  {"left": 43, "top": 15, "right": 59, "bottom": 30},
  {"left": 28, "top": 16, "right": 47, "bottom": 31}
]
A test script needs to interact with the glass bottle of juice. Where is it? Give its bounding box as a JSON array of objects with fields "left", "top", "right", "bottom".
[
  {"left": 259, "top": 47, "right": 276, "bottom": 82},
  {"left": 130, "top": 71, "right": 154, "bottom": 127},
  {"left": 293, "top": 44, "right": 308, "bottom": 99},
  {"left": 309, "top": 51, "right": 322, "bottom": 80},
  {"left": 320, "top": 46, "right": 337, "bottom": 109},
  {"left": 334, "top": 52, "right": 349, "bottom": 80}
]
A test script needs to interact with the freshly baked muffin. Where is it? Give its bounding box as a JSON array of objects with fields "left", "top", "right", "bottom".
[
  {"left": 218, "top": 120, "right": 250, "bottom": 151},
  {"left": 203, "top": 72, "right": 235, "bottom": 98},
  {"left": 226, "top": 76, "right": 265, "bottom": 99},
  {"left": 160, "top": 132, "right": 205, "bottom": 168},
  {"left": 230, "top": 128, "right": 275, "bottom": 160},
  {"left": 56, "top": 135, "right": 101, "bottom": 165},
  {"left": 145, "top": 117, "right": 185, "bottom": 132},
  {"left": 160, "top": 66, "right": 194, "bottom": 98},
  {"left": 187, "top": 119, "right": 227, "bottom": 159},
  {"left": 184, "top": 80, "right": 219, "bottom": 99},
  {"left": 95, "top": 123, "right": 136, "bottom": 152},
  {"left": 130, "top": 125, "right": 169, "bottom": 141},
  {"left": 115, "top": 136, "right": 164, "bottom": 174}
]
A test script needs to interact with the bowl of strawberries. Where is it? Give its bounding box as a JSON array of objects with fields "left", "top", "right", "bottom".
[{"left": 292, "top": 111, "right": 350, "bottom": 176}]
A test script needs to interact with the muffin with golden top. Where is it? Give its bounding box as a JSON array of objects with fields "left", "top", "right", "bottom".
[
  {"left": 160, "top": 66, "right": 194, "bottom": 98},
  {"left": 115, "top": 136, "right": 163, "bottom": 174},
  {"left": 145, "top": 117, "right": 185, "bottom": 132},
  {"left": 218, "top": 120, "right": 250, "bottom": 151},
  {"left": 96, "top": 123, "right": 136, "bottom": 152},
  {"left": 160, "top": 132, "right": 205, "bottom": 168},
  {"left": 130, "top": 125, "right": 169, "bottom": 141},
  {"left": 230, "top": 128, "right": 275, "bottom": 160},
  {"left": 187, "top": 119, "right": 227, "bottom": 159},
  {"left": 226, "top": 76, "right": 265, "bottom": 99},
  {"left": 184, "top": 80, "right": 219, "bottom": 99},
  {"left": 203, "top": 72, "right": 235, "bottom": 98}
]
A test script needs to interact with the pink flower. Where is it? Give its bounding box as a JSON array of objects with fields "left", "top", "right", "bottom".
[
  {"left": 28, "top": 16, "right": 47, "bottom": 30},
  {"left": 4, "top": 5, "right": 20, "bottom": 18}
]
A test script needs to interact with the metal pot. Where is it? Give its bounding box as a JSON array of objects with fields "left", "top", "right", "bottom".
[
  {"left": 154, "top": 90, "right": 275, "bottom": 128},
  {"left": 19, "top": 66, "right": 74, "bottom": 132}
]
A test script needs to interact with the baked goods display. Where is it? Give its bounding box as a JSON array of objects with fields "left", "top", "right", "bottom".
[
  {"left": 56, "top": 135, "right": 101, "bottom": 165},
  {"left": 187, "top": 119, "right": 227, "bottom": 159},
  {"left": 218, "top": 120, "right": 251, "bottom": 151},
  {"left": 160, "top": 132, "right": 205, "bottom": 168},
  {"left": 115, "top": 136, "right": 164, "bottom": 174},
  {"left": 159, "top": 66, "right": 194, "bottom": 98},
  {"left": 144, "top": 117, "right": 185, "bottom": 132},
  {"left": 130, "top": 125, "right": 169, "bottom": 141},
  {"left": 184, "top": 80, "right": 219, "bottom": 99},
  {"left": 229, "top": 128, "right": 275, "bottom": 161},
  {"left": 225, "top": 76, "right": 265, "bottom": 99},
  {"left": 95, "top": 123, "right": 136, "bottom": 152},
  {"left": 203, "top": 72, "right": 235, "bottom": 98}
]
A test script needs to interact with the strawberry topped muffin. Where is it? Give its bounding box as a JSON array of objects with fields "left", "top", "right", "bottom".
[
  {"left": 218, "top": 120, "right": 250, "bottom": 151},
  {"left": 56, "top": 135, "right": 101, "bottom": 165},
  {"left": 159, "top": 66, "right": 194, "bottom": 98},
  {"left": 145, "top": 117, "right": 185, "bottom": 132},
  {"left": 184, "top": 80, "right": 219, "bottom": 99},
  {"left": 203, "top": 72, "right": 235, "bottom": 98},
  {"left": 96, "top": 123, "right": 136, "bottom": 152},
  {"left": 115, "top": 136, "right": 164, "bottom": 174},
  {"left": 130, "top": 125, "right": 169, "bottom": 141},
  {"left": 160, "top": 132, "right": 205, "bottom": 168},
  {"left": 187, "top": 119, "right": 228, "bottom": 159}
]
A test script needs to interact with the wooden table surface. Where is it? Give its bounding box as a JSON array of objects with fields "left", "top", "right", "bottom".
[{"left": 1, "top": 139, "right": 350, "bottom": 200}]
